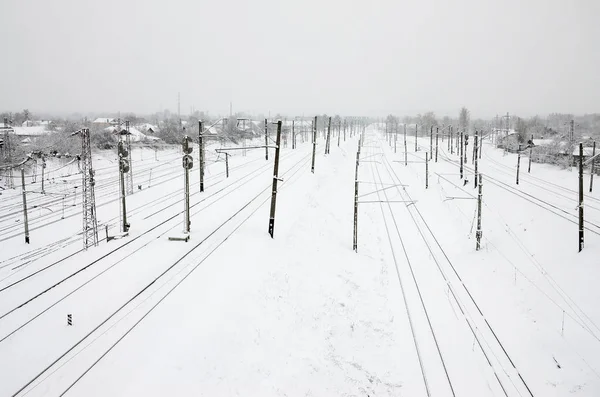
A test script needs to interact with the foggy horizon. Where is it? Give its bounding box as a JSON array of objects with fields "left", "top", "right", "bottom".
[{"left": 1, "top": 0, "right": 599, "bottom": 119}]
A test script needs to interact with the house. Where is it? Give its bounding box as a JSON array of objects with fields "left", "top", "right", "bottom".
[
  {"left": 104, "top": 126, "right": 160, "bottom": 142},
  {"left": 137, "top": 123, "right": 158, "bottom": 135},
  {"left": 12, "top": 126, "right": 51, "bottom": 144},
  {"left": 572, "top": 146, "right": 596, "bottom": 162},
  {"left": 21, "top": 120, "right": 51, "bottom": 127},
  {"left": 93, "top": 118, "right": 118, "bottom": 125}
]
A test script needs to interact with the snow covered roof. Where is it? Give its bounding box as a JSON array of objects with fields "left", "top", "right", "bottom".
[
  {"left": 572, "top": 146, "right": 596, "bottom": 156},
  {"left": 104, "top": 126, "right": 160, "bottom": 142},
  {"left": 137, "top": 123, "right": 158, "bottom": 133},
  {"left": 93, "top": 118, "right": 117, "bottom": 124},
  {"left": 12, "top": 126, "right": 49, "bottom": 136},
  {"left": 204, "top": 126, "right": 219, "bottom": 135},
  {"left": 21, "top": 120, "right": 51, "bottom": 127}
]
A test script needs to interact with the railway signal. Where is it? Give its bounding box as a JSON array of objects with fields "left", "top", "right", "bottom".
[
  {"left": 118, "top": 141, "right": 130, "bottom": 233},
  {"left": 170, "top": 135, "right": 194, "bottom": 242}
]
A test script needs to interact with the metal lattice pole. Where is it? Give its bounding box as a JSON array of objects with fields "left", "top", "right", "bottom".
[{"left": 80, "top": 128, "right": 99, "bottom": 249}]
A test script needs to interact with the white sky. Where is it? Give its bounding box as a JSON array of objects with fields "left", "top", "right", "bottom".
[{"left": 1, "top": 0, "right": 599, "bottom": 118}]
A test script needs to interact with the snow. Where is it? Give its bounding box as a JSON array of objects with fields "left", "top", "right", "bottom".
[{"left": 1, "top": 127, "right": 600, "bottom": 396}]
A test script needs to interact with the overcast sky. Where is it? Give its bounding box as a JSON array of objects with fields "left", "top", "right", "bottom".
[{"left": 1, "top": 0, "right": 599, "bottom": 118}]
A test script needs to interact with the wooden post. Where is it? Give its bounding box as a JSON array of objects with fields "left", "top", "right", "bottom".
[
  {"left": 21, "top": 168, "right": 30, "bottom": 244},
  {"left": 198, "top": 121, "right": 205, "bottom": 192},
  {"left": 292, "top": 120, "right": 295, "bottom": 149},
  {"left": 590, "top": 141, "right": 596, "bottom": 192},
  {"left": 516, "top": 144, "right": 522, "bottom": 185},
  {"left": 579, "top": 143, "right": 584, "bottom": 252},
  {"left": 425, "top": 152, "right": 429, "bottom": 189},
  {"left": 268, "top": 121, "right": 283, "bottom": 238},
  {"left": 476, "top": 174, "right": 483, "bottom": 250},
  {"left": 311, "top": 117, "right": 317, "bottom": 173},
  {"left": 225, "top": 153, "right": 229, "bottom": 178},
  {"left": 474, "top": 131, "right": 479, "bottom": 188},
  {"left": 435, "top": 127, "right": 439, "bottom": 162}
]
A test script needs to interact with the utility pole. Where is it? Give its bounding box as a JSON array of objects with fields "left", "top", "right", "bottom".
[
  {"left": 268, "top": 121, "right": 282, "bottom": 238},
  {"left": 225, "top": 152, "right": 230, "bottom": 178},
  {"left": 118, "top": 141, "right": 130, "bottom": 233},
  {"left": 590, "top": 141, "right": 596, "bottom": 192},
  {"left": 479, "top": 129, "right": 483, "bottom": 159},
  {"left": 516, "top": 144, "right": 522, "bottom": 185},
  {"left": 528, "top": 135, "right": 533, "bottom": 173},
  {"left": 415, "top": 124, "right": 418, "bottom": 152},
  {"left": 460, "top": 131, "right": 464, "bottom": 179},
  {"left": 40, "top": 156, "right": 46, "bottom": 194},
  {"left": 199, "top": 121, "right": 205, "bottom": 192},
  {"left": 311, "top": 116, "right": 317, "bottom": 173},
  {"left": 353, "top": 145, "right": 360, "bottom": 251},
  {"left": 325, "top": 117, "right": 331, "bottom": 154},
  {"left": 124, "top": 121, "right": 133, "bottom": 195},
  {"left": 264, "top": 118, "right": 269, "bottom": 161},
  {"left": 476, "top": 174, "right": 483, "bottom": 250},
  {"left": 182, "top": 136, "right": 193, "bottom": 234},
  {"left": 425, "top": 152, "right": 429, "bottom": 189},
  {"left": 579, "top": 143, "right": 584, "bottom": 252},
  {"left": 292, "top": 120, "right": 295, "bottom": 149},
  {"left": 464, "top": 132, "right": 469, "bottom": 165},
  {"left": 404, "top": 123, "right": 407, "bottom": 166},
  {"left": 21, "top": 168, "right": 30, "bottom": 244},
  {"left": 474, "top": 131, "right": 479, "bottom": 188},
  {"left": 435, "top": 127, "right": 439, "bottom": 162},
  {"left": 430, "top": 126, "right": 433, "bottom": 156}
]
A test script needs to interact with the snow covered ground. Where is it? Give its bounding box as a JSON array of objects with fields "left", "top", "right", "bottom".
[{"left": 1, "top": 126, "right": 599, "bottom": 396}]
